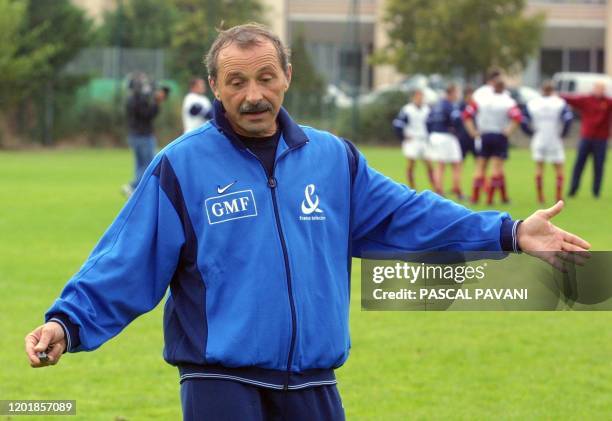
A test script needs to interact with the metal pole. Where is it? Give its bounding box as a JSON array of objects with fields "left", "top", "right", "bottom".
[
  {"left": 114, "top": 0, "right": 124, "bottom": 133},
  {"left": 349, "top": 0, "right": 360, "bottom": 141},
  {"left": 43, "top": 80, "right": 54, "bottom": 146}
]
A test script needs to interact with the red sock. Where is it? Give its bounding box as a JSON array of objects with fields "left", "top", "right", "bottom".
[
  {"left": 536, "top": 174, "right": 544, "bottom": 203},
  {"left": 452, "top": 186, "right": 463, "bottom": 200},
  {"left": 407, "top": 166, "right": 415, "bottom": 188},
  {"left": 471, "top": 176, "right": 484, "bottom": 203},
  {"left": 486, "top": 176, "right": 498, "bottom": 205},
  {"left": 556, "top": 175, "right": 564, "bottom": 202},
  {"left": 499, "top": 174, "right": 509, "bottom": 203}
]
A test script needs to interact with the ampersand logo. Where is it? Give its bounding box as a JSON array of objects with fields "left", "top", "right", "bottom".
[{"left": 301, "top": 184, "right": 324, "bottom": 216}]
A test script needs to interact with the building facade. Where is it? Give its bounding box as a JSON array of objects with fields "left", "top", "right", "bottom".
[
  {"left": 523, "top": 0, "right": 608, "bottom": 86},
  {"left": 72, "top": 0, "right": 611, "bottom": 89},
  {"left": 286, "top": 0, "right": 610, "bottom": 89}
]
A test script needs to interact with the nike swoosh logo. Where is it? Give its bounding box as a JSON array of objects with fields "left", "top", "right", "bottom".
[{"left": 217, "top": 181, "right": 237, "bottom": 194}]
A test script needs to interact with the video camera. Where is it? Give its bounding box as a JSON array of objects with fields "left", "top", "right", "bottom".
[{"left": 127, "top": 72, "right": 171, "bottom": 100}]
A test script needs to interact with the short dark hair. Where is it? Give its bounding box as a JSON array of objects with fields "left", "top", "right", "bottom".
[
  {"left": 494, "top": 79, "right": 506, "bottom": 93},
  {"left": 486, "top": 67, "right": 502, "bottom": 82},
  {"left": 205, "top": 23, "right": 290, "bottom": 81},
  {"left": 541, "top": 80, "right": 554, "bottom": 95}
]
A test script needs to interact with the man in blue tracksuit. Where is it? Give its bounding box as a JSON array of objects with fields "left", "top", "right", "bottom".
[{"left": 25, "top": 24, "right": 590, "bottom": 420}]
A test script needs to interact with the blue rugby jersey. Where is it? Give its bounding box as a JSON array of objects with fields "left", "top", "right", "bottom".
[{"left": 426, "top": 98, "right": 462, "bottom": 134}]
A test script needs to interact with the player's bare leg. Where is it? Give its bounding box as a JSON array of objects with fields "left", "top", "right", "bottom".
[
  {"left": 435, "top": 162, "right": 446, "bottom": 196},
  {"left": 535, "top": 161, "right": 545, "bottom": 204},
  {"left": 471, "top": 157, "right": 487, "bottom": 204},
  {"left": 406, "top": 158, "right": 416, "bottom": 188},
  {"left": 554, "top": 162, "right": 564, "bottom": 202},
  {"left": 424, "top": 160, "right": 436, "bottom": 190},
  {"left": 452, "top": 162, "right": 464, "bottom": 200}
]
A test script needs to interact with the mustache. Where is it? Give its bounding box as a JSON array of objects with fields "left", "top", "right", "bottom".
[{"left": 239, "top": 100, "right": 273, "bottom": 114}]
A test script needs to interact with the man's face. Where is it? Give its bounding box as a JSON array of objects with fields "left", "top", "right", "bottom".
[
  {"left": 593, "top": 82, "right": 606, "bottom": 98},
  {"left": 493, "top": 80, "right": 505, "bottom": 94},
  {"left": 412, "top": 91, "right": 423, "bottom": 106},
  {"left": 488, "top": 74, "right": 501, "bottom": 86},
  {"left": 210, "top": 39, "right": 292, "bottom": 137}
]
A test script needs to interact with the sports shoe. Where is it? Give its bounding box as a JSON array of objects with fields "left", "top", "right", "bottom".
[{"left": 121, "top": 184, "right": 133, "bottom": 198}]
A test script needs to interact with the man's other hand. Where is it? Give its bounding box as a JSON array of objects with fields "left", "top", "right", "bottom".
[
  {"left": 25, "top": 322, "right": 66, "bottom": 367},
  {"left": 517, "top": 200, "right": 591, "bottom": 270}
]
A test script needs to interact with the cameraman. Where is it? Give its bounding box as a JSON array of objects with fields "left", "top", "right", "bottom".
[{"left": 123, "top": 73, "right": 168, "bottom": 197}]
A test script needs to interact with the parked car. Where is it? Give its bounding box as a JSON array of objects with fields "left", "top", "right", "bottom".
[
  {"left": 359, "top": 75, "right": 441, "bottom": 107},
  {"left": 553, "top": 72, "right": 612, "bottom": 96},
  {"left": 323, "top": 84, "right": 354, "bottom": 109}
]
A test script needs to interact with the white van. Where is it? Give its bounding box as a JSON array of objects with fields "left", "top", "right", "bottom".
[{"left": 553, "top": 72, "right": 612, "bottom": 96}]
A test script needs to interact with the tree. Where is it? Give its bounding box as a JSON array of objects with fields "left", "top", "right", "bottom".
[
  {"left": 285, "top": 30, "right": 326, "bottom": 117},
  {"left": 289, "top": 31, "right": 325, "bottom": 96},
  {"left": 375, "top": 0, "right": 544, "bottom": 78},
  {"left": 96, "top": 0, "right": 179, "bottom": 49},
  {"left": 0, "top": 0, "right": 55, "bottom": 109},
  {"left": 95, "top": 0, "right": 266, "bottom": 82},
  {"left": 171, "top": 0, "right": 266, "bottom": 82},
  {"left": 24, "top": 0, "right": 93, "bottom": 74},
  {"left": 18, "top": 0, "right": 94, "bottom": 144}
]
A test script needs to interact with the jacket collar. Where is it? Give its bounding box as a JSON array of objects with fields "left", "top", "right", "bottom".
[{"left": 211, "top": 100, "right": 309, "bottom": 150}]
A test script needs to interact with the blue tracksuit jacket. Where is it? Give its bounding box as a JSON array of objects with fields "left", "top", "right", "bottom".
[{"left": 46, "top": 100, "right": 519, "bottom": 390}]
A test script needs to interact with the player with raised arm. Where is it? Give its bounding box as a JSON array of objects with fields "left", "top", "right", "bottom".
[{"left": 560, "top": 81, "right": 612, "bottom": 198}]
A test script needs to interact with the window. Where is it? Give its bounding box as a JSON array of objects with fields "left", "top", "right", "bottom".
[
  {"left": 339, "top": 49, "right": 362, "bottom": 87},
  {"left": 596, "top": 49, "right": 605, "bottom": 73},
  {"left": 540, "top": 49, "right": 563, "bottom": 80},
  {"left": 568, "top": 49, "right": 590, "bottom": 72}
]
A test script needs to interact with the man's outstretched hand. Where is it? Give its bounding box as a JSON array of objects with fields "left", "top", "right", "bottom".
[
  {"left": 517, "top": 200, "right": 591, "bottom": 270},
  {"left": 25, "top": 322, "right": 66, "bottom": 367}
]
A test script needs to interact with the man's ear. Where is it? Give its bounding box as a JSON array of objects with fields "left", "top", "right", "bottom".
[
  {"left": 208, "top": 76, "right": 221, "bottom": 100},
  {"left": 284, "top": 63, "right": 292, "bottom": 92}
]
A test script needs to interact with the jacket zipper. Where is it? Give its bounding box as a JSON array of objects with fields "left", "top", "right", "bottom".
[{"left": 244, "top": 143, "right": 306, "bottom": 390}]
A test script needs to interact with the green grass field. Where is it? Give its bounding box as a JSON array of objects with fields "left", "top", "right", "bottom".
[{"left": 1, "top": 146, "right": 612, "bottom": 420}]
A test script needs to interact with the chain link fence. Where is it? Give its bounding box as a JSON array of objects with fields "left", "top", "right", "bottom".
[{"left": 28, "top": 47, "right": 183, "bottom": 147}]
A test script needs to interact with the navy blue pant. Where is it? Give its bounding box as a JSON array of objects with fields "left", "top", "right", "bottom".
[
  {"left": 569, "top": 139, "right": 608, "bottom": 197},
  {"left": 479, "top": 133, "right": 509, "bottom": 159},
  {"left": 458, "top": 134, "right": 476, "bottom": 159},
  {"left": 180, "top": 379, "right": 345, "bottom": 421},
  {"left": 128, "top": 133, "right": 156, "bottom": 189}
]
